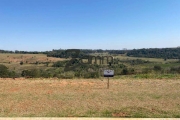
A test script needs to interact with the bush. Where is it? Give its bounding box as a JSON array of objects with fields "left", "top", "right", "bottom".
[
  {"left": 0, "top": 64, "right": 9, "bottom": 77},
  {"left": 21, "top": 69, "right": 41, "bottom": 78},
  {"left": 83, "top": 71, "right": 100, "bottom": 78},
  {"left": 57, "top": 71, "right": 75, "bottom": 79},
  {"left": 41, "top": 71, "right": 53, "bottom": 78},
  {"left": 20, "top": 61, "right": 23, "bottom": 65},
  {"left": 52, "top": 61, "right": 67, "bottom": 67},
  {"left": 0, "top": 64, "right": 17, "bottom": 78},
  {"left": 170, "top": 66, "right": 180, "bottom": 73},
  {"left": 114, "top": 68, "right": 122, "bottom": 75},
  {"left": 0, "top": 64, "right": 8, "bottom": 77},
  {"left": 8, "top": 71, "right": 17, "bottom": 78},
  {"left": 64, "top": 71, "right": 75, "bottom": 79},
  {"left": 121, "top": 68, "right": 128, "bottom": 75},
  {"left": 142, "top": 68, "right": 152, "bottom": 74},
  {"left": 154, "top": 65, "right": 161, "bottom": 71},
  {"left": 119, "top": 64, "right": 126, "bottom": 68},
  {"left": 74, "top": 70, "right": 82, "bottom": 77}
]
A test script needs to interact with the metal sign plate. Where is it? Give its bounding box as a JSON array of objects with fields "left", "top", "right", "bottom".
[{"left": 104, "top": 70, "right": 114, "bottom": 77}]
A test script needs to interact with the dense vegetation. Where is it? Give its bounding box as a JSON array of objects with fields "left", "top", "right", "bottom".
[
  {"left": 0, "top": 57, "right": 180, "bottom": 79},
  {"left": 127, "top": 47, "right": 180, "bottom": 59},
  {"left": 0, "top": 47, "right": 180, "bottom": 79},
  {"left": 1, "top": 47, "right": 180, "bottom": 59},
  {"left": 0, "top": 64, "right": 16, "bottom": 78}
]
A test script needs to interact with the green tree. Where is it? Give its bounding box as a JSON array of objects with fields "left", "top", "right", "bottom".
[
  {"left": 154, "top": 65, "right": 161, "bottom": 71},
  {"left": 21, "top": 69, "right": 41, "bottom": 78},
  {"left": 0, "top": 64, "right": 9, "bottom": 77}
]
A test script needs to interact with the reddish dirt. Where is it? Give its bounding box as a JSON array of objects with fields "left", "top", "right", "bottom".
[{"left": 9, "top": 88, "right": 20, "bottom": 92}]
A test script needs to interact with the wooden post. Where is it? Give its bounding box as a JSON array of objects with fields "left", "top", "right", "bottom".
[{"left": 107, "top": 77, "right": 109, "bottom": 89}]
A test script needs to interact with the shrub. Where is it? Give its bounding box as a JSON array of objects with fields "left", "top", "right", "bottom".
[
  {"left": 52, "top": 61, "right": 66, "bottom": 67},
  {"left": 121, "top": 68, "right": 128, "bottom": 75},
  {"left": 154, "top": 65, "right": 161, "bottom": 71},
  {"left": 170, "top": 66, "right": 180, "bottom": 73},
  {"left": 8, "top": 71, "right": 17, "bottom": 78},
  {"left": 0, "top": 64, "right": 9, "bottom": 77},
  {"left": 41, "top": 71, "right": 52, "bottom": 78},
  {"left": 0, "top": 64, "right": 17, "bottom": 78},
  {"left": 21, "top": 69, "right": 41, "bottom": 78},
  {"left": 20, "top": 61, "right": 23, "bottom": 65},
  {"left": 114, "top": 68, "right": 122, "bottom": 75},
  {"left": 57, "top": 71, "right": 75, "bottom": 79},
  {"left": 74, "top": 71, "right": 82, "bottom": 77},
  {"left": 119, "top": 64, "right": 126, "bottom": 68},
  {"left": 83, "top": 71, "right": 100, "bottom": 78},
  {"left": 142, "top": 68, "right": 152, "bottom": 74}
]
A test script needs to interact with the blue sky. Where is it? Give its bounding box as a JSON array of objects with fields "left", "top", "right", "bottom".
[{"left": 0, "top": 0, "right": 180, "bottom": 51}]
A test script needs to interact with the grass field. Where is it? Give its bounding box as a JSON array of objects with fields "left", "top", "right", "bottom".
[
  {"left": 0, "top": 78, "right": 180, "bottom": 117},
  {"left": 0, "top": 53, "right": 67, "bottom": 72},
  {"left": 0, "top": 53, "right": 66, "bottom": 64}
]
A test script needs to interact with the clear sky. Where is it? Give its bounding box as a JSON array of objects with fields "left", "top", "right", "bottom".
[{"left": 0, "top": 0, "right": 180, "bottom": 51}]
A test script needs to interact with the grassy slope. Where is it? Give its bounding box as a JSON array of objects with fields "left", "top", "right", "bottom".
[
  {"left": 0, "top": 53, "right": 67, "bottom": 72},
  {"left": 0, "top": 53, "right": 66, "bottom": 63},
  {"left": 0, "top": 78, "right": 180, "bottom": 117}
]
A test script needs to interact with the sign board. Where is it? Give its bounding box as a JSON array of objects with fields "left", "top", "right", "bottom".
[{"left": 104, "top": 70, "right": 114, "bottom": 77}]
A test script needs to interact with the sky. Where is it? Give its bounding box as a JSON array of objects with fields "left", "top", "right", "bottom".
[{"left": 0, "top": 0, "right": 180, "bottom": 51}]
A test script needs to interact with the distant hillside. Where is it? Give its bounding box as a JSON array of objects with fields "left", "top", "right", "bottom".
[
  {"left": 46, "top": 48, "right": 180, "bottom": 59},
  {"left": 1, "top": 47, "right": 180, "bottom": 59}
]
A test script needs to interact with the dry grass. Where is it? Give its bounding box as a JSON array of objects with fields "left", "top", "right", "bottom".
[
  {"left": 0, "top": 53, "right": 66, "bottom": 64},
  {"left": 0, "top": 53, "right": 67, "bottom": 72},
  {"left": 0, "top": 78, "right": 180, "bottom": 117}
]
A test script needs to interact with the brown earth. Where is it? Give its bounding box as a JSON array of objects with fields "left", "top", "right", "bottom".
[{"left": 0, "top": 78, "right": 180, "bottom": 117}]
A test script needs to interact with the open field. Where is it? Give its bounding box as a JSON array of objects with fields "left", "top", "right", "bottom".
[
  {"left": 0, "top": 53, "right": 66, "bottom": 64},
  {"left": 0, "top": 78, "right": 180, "bottom": 117},
  {"left": 0, "top": 53, "right": 67, "bottom": 72}
]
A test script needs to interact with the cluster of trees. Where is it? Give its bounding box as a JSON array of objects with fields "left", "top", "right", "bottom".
[
  {"left": 108, "top": 50, "right": 127, "bottom": 54},
  {"left": 47, "top": 48, "right": 180, "bottom": 59},
  {"left": 46, "top": 49, "right": 101, "bottom": 58},
  {"left": 127, "top": 48, "right": 180, "bottom": 59},
  {"left": 117, "top": 59, "right": 151, "bottom": 65},
  {"left": 46, "top": 49, "right": 127, "bottom": 58},
  {"left": 14, "top": 50, "right": 48, "bottom": 54},
  {"left": 0, "top": 49, "right": 49, "bottom": 54},
  {"left": 21, "top": 63, "right": 101, "bottom": 79},
  {"left": 0, "top": 64, "right": 16, "bottom": 78},
  {"left": 0, "top": 49, "right": 14, "bottom": 53},
  {"left": 46, "top": 50, "right": 81, "bottom": 58},
  {"left": 1, "top": 60, "right": 180, "bottom": 79},
  {"left": 1, "top": 47, "right": 180, "bottom": 59}
]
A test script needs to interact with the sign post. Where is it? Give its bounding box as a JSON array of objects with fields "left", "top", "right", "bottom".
[
  {"left": 104, "top": 70, "right": 114, "bottom": 89},
  {"left": 107, "top": 77, "right": 109, "bottom": 89}
]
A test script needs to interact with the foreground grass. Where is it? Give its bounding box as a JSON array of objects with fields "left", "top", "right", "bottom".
[{"left": 0, "top": 78, "right": 180, "bottom": 117}]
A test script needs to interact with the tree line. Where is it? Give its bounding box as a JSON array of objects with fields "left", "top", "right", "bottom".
[
  {"left": 1, "top": 47, "right": 180, "bottom": 59},
  {"left": 126, "top": 48, "right": 180, "bottom": 59}
]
